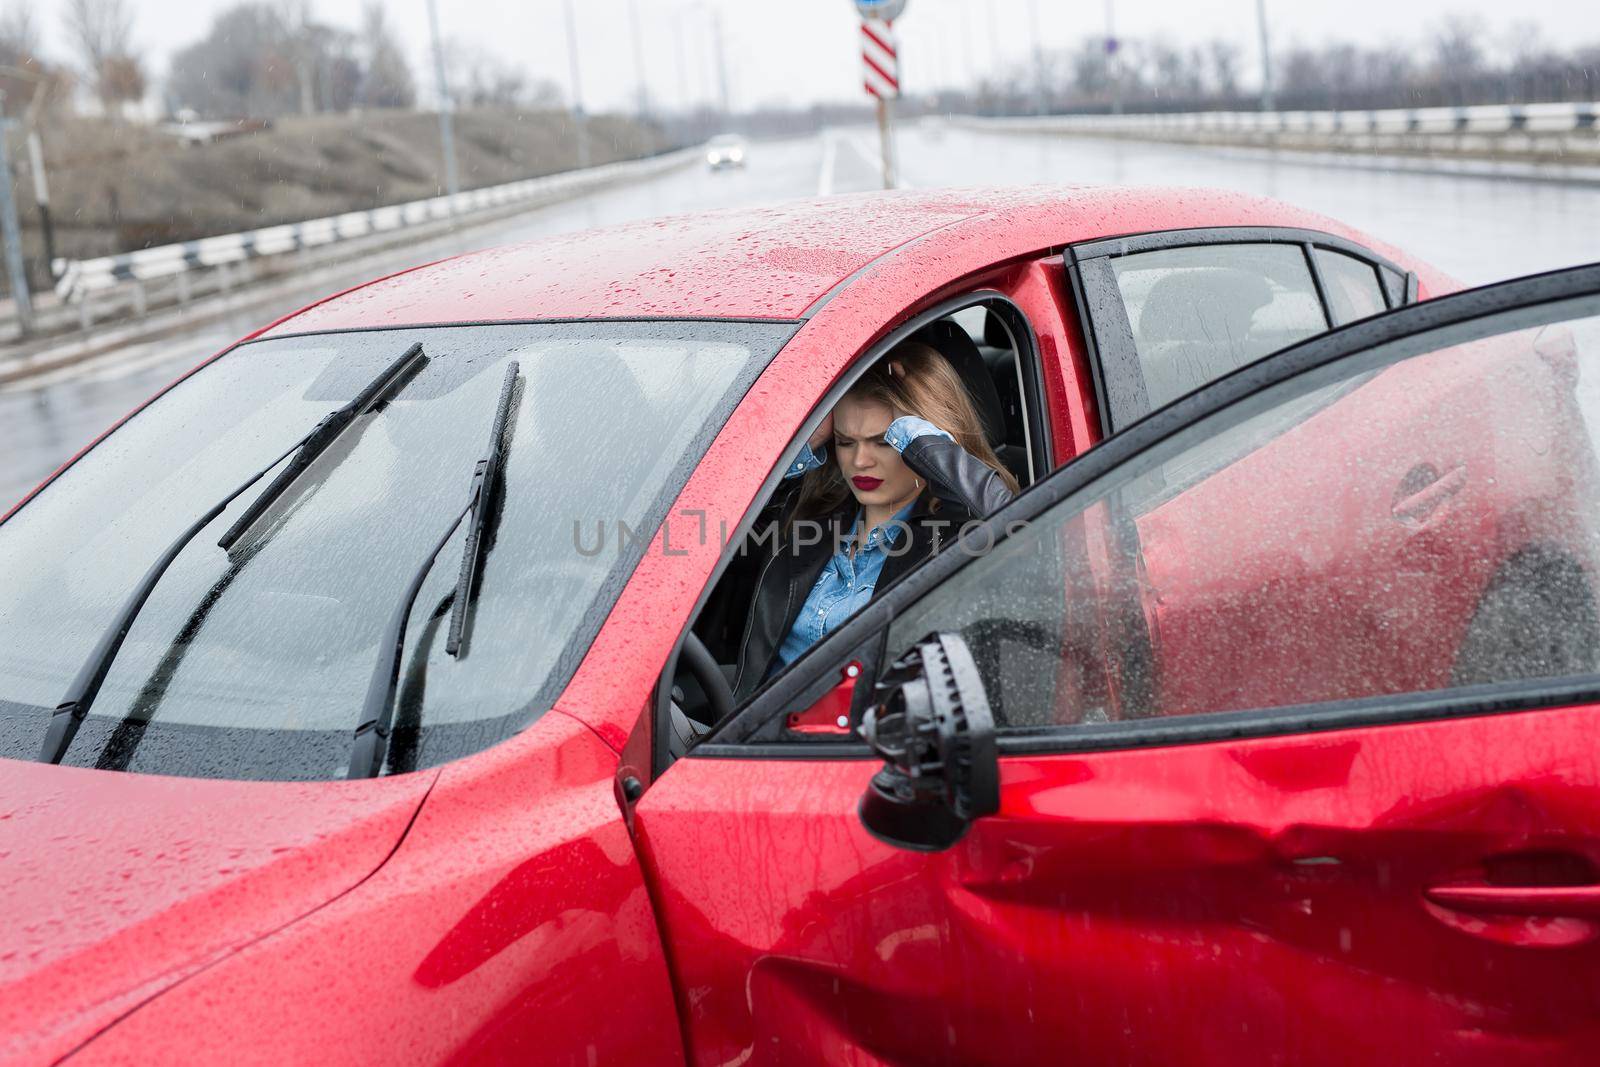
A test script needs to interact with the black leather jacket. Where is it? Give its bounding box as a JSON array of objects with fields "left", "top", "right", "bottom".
[{"left": 730, "top": 435, "right": 1015, "bottom": 702}]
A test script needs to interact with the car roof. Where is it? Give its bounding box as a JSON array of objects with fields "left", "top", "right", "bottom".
[{"left": 256, "top": 185, "right": 1423, "bottom": 337}]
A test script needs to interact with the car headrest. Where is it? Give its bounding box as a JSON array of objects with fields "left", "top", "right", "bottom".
[
  {"left": 1137, "top": 269, "right": 1273, "bottom": 348},
  {"left": 908, "top": 320, "right": 1007, "bottom": 449},
  {"left": 982, "top": 310, "right": 1013, "bottom": 350}
]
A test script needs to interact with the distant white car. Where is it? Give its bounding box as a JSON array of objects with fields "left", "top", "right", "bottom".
[{"left": 706, "top": 135, "right": 747, "bottom": 170}]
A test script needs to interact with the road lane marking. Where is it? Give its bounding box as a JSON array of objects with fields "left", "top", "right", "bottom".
[
  {"left": 818, "top": 132, "right": 838, "bottom": 196},
  {"left": 847, "top": 133, "right": 914, "bottom": 190}
]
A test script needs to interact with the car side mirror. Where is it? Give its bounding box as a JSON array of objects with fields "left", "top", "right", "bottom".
[{"left": 857, "top": 631, "right": 999, "bottom": 851}]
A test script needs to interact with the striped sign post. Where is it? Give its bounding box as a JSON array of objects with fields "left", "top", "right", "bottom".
[
  {"left": 859, "top": 12, "right": 903, "bottom": 189},
  {"left": 861, "top": 19, "right": 900, "bottom": 100}
]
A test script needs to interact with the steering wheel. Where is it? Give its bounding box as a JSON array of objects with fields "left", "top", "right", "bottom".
[{"left": 681, "top": 631, "right": 735, "bottom": 725}]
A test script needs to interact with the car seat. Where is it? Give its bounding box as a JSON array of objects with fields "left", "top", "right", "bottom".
[
  {"left": 909, "top": 319, "right": 1030, "bottom": 485},
  {"left": 1135, "top": 268, "right": 1273, "bottom": 411}
]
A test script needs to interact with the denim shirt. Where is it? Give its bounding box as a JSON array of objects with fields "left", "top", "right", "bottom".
[
  {"left": 769, "top": 416, "right": 953, "bottom": 673},
  {"left": 770, "top": 499, "right": 917, "bottom": 673}
]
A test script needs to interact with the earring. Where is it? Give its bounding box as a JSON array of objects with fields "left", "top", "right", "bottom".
[{"left": 914, "top": 477, "right": 923, "bottom": 490}]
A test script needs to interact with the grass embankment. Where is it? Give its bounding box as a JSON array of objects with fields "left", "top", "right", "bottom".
[{"left": 13, "top": 109, "right": 669, "bottom": 277}]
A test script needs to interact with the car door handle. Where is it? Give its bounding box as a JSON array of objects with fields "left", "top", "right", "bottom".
[
  {"left": 1425, "top": 883, "right": 1600, "bottom": 918},
  {"left": 1392, "top": 464, "right": 1466, "bottom": 528}
]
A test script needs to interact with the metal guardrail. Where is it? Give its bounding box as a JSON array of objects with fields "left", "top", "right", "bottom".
[
  {"left": 50, "top": 146, "right": 704, "bottom": 303},
  {"left": 965, "top": 101, "right": 1599, "bottom": 137}
]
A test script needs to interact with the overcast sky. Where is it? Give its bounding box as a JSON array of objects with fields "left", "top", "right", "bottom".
[{"left": 25, "top": 0, "right": 1597, "bottom": 113}]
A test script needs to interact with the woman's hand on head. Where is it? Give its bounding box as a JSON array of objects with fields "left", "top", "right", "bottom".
[{"left": 807, "top": 411, "right": 834, "bottom": 451}]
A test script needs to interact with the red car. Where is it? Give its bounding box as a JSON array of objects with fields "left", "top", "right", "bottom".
[{"left": 3, "top": 186, "right": 1599, "bottom": 1065}]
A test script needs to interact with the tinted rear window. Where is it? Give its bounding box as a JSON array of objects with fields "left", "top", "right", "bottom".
[
  {"left": 1315, "top": 247, "right": 1390, "bottom": 326},
  {"left": 1112, "top": 243, "right": 1330, "bottom": 412}
]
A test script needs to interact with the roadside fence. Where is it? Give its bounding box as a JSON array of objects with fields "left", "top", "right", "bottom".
[
  {"left": 42, "top": 146, "right": 703, "bottom": 330},
  {"left": 966, "top": 101, "right": 1597, "bottom": 138},
  {"left": 954, "top": 102, "right": 1600, "bottom": 179}
]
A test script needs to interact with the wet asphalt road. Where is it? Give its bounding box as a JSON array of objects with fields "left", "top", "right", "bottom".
[{"left": 6, "top": 123, "right": 1600, "bottom": 510}]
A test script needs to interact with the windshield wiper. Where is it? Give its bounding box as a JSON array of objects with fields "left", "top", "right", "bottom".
[
  {"left": 39, "top": 343, "right": 429, "bottom": 766},
  {"left": 445, "top": 365, "right": 520, "bottom": 657},
  {"left": 349, "top": 361, "right": 520, "bottom": 780},
  {"left": 217, "top": 342, "right": 428, "bottom": 551}
]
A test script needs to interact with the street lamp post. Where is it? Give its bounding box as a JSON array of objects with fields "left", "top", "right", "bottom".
[
  {"left": 1256, "top": 0, "right": 1276, "bottom": 112},
  {"left": 960, "top": 2, "right": 978, "bottom": 92},
  {"left": 26, "top": 129, "right": 53, "bottom": 272},
  {"left": 674, "top": 20, "right": 692, "bottom": 114},
  {"left": 564, "top": 0, "right": 592, "bottom": 169},
  {"left": 1027, "top": 0, "right": 1046, "bottom": 115},
  {"left": 424, "top": 0, "right": 460, "bottom": 211},
  {"left": 0, "top": 115, "right": 34, "bottom": 335},
  {"left": 628, "top": 0, "right": 651, "bottom": 118},
  {"left": 0, "top": 66, "right": 57, "bottom": 271},
  {"left": 1104, "top": 0, "right": 1123, "bottom": 115},
  {"left": 711, "top": 8, "right": 731, "bottom": 117},
  {"left": 985, "top": 1, "right": 1001, "bottom": 85}
]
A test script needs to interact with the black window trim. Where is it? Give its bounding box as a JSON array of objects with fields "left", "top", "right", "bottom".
[
  {"left": 974, "top": 298, "right": 1051, "bottom": 486},
  {"left": 1065, "top": 225, "right": 1417, "bottom": 437},
  {"left": 1308, "top": 246, "right": 1397, "bottom": 318},
  {"left": 1378, "top": 265, "right": 1407, "bottom": 309},
  {"left": 655, "top": 290, "right": 1053, "bottom": 775},
  {"left": 690, "top": 261, "right": 1600, "bottom": 762}
]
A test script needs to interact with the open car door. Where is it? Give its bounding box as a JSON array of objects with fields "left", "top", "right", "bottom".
[{"left": 635, "top": 263, "right": 1600, "bottom": 1067}]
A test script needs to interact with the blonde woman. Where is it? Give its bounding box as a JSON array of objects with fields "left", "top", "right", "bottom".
[{"left": 731, "top": 342, "right": 1019, "bottom": 700}]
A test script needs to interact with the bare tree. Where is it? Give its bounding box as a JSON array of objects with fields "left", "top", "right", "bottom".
[
  {"left": 170, "top": 3, "right": 387, "bottom": 119},
  {"left": 169, "top": 4, "right": 286, "bottom": 118},
  {"left": 1278, "top": 46, "right": 1328, "bottom": 102},
  {"left": 1208, "top": 40, "right": 1241, "bottom": 100},
  {"left": 358, "top": 2, "right": 415, "bottom": 110},
  {"left": 1319, "top": 43, "right": 1364, "bottom": 108},
  {"left": 273, "top": 0, "right": 316, "bottom": 115},
  {"left": 1145, "top": 38, "right": 1203, "bottom": 100},
  {"left": 1007, "top": 19, "right": 1599, "bottom": 117},
  {"left": 1, "top": 2, "right": 74, "bottom": 119},
  {"left": 1503, "top": 22, "right": 1547, "bottom": 67},
  {"left": 1068, "top": 39, "right": 1109, "bottom": 102},
  {"left": 61, "top": 0, "right": 142, "bottom": 115},
  {"left": 1432, "top": 15, "right": 1485, "bottom": 79},
  {"left": 1356, "top": 47, "right": 1415, "bottom": 98},
  {"left": 0, "top": 2, "right": 39, "bottom": 59},
  {"left": 99, "top": 53, "right": 144, "bottom": 103},
  {"left": 445, "top": 41, "right": 560, "bottom": 109}
]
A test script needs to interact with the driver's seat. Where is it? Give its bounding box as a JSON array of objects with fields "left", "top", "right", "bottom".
[{"left": 909, "top": 320, "right": 1027, "bottom": 484}]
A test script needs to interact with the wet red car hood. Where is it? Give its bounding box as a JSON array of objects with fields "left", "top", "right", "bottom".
[{"left": 0, "top": 758, "right": 435, "bottom": 1065}]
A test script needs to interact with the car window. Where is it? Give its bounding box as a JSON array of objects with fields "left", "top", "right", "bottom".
[
  {"left": 679, "top": 298, "right": 1046, "bottom": 732},
  {"left": 886, "top": 305, "right": 1600, "bottom": 730},
  {"left": 1316, "top": 247, "right": 1390, "bottom": 325},
  {"left": 1380, "top": 265, "right": 1410, "bottom": 308},
  {"left": 0, "top": 321, "right": 789, "bottom": 780},
  {"left": 1111, "top": 243, "right": 1330, "bottom": 414}
]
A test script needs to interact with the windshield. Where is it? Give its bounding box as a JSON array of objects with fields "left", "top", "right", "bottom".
[{"left": 0, "top": 321, "right": 789, "bottom": 781}]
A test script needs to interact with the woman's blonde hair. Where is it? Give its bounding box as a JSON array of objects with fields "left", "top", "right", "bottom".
[{"left": 793, "top": 342, "right": 1020, "bottom": 522}]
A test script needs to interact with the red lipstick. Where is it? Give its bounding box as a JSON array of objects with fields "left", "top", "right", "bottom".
[{"left": 851, "top": 476, "right": 883, "bottom": 491}]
